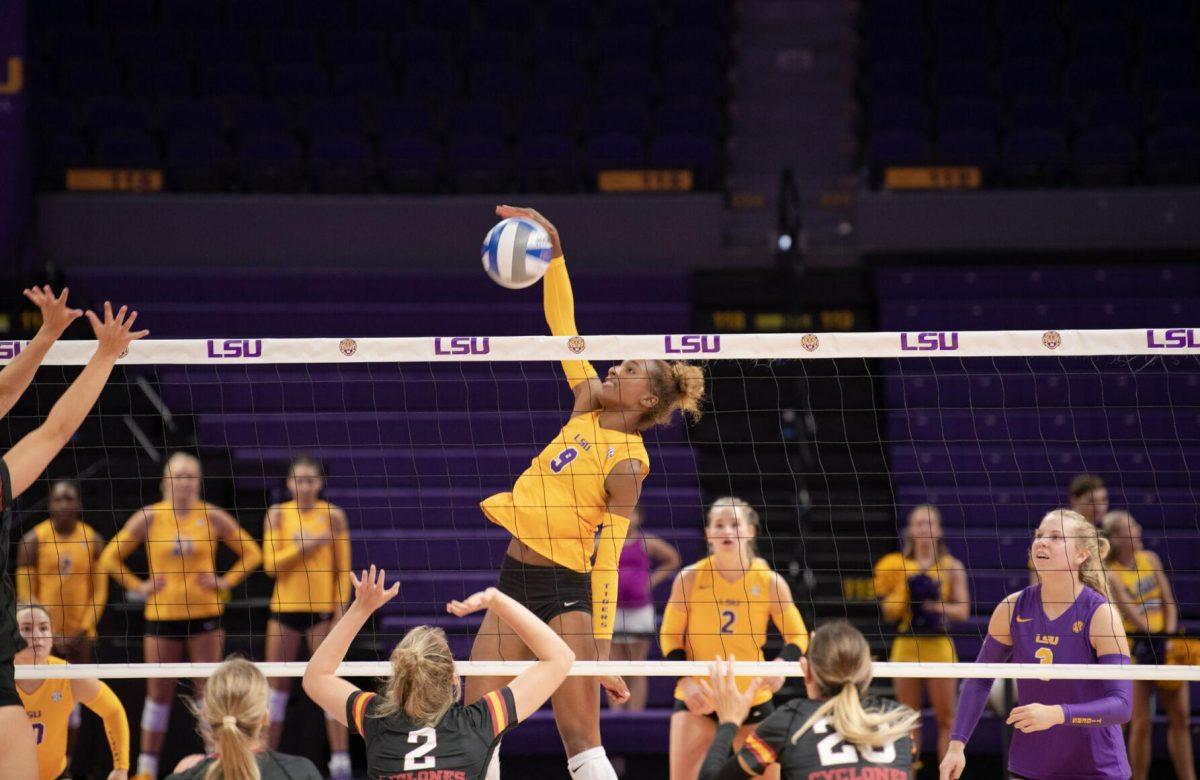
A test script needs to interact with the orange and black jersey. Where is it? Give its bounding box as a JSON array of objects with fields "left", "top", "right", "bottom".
[
  {"left": 347, "top": 687, "right": 518, "bottom": 780},
  {"left": 702, "top": 696, "right": 913, "bottom": 780}
]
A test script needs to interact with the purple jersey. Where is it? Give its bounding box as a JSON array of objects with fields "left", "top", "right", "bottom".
[
  {"left": 1008, "top": 585, "right": 1130, "bottom": 780},
  {"left": 617, "top": 534, "right": 653, "bottom": 608}
]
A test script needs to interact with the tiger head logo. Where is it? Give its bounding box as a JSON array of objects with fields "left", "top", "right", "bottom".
[
  {"left": 1042, "top": 331, "right": 1062, "bottom": 350},
  {"left": 1072, "top": 620, "right": 1084, "bottom": 634},
  {"left": 801, "top": 334, "right": 819, "bottom": 352},
  {"left": 567, "top": 336, "right": 586, "bottom": 354},
  {"left": 339, "top": 338, "right": 358, "bottom": 357}
]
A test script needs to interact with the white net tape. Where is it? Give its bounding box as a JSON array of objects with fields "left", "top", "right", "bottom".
[
  {"left": 14, "top": 661, "right": 1199, "bottom": 681},
  {"left": 4, "top": 328, "right": 1198, "bottom": 366}
]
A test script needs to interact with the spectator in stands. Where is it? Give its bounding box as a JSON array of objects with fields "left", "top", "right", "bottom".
[
  {"left": 1102, "top": 510, "right": 1194, "bottom": 780},
  {"left": 101, "top": 452, "right": 263, "bottom": 780},
  {"left": 1031, "top": 474, "right": 1112, "bottom": 585},
  {"left": 1068, "top": 474, "right": 1109, "bottom": 526},
  {"left": 168, "top": 657, "right": 322, "bottom": 780},
  {"left": 873, "top": 504, "right": 969, "bottom": 766},
  {"left": 610, "top": 506, "right": 681, "bottom": 711},
  {"left": 262, "top": 455, "right": 353, "bottom": 780},
  {"left": 16, "top": 479, "right": 107, "bottom": 766}
]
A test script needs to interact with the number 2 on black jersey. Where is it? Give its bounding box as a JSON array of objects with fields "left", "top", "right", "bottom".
[{"left": 404, "top": 727, "right": 437, "bottom": 771}]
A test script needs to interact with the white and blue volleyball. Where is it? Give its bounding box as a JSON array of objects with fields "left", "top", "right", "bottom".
[{"left": 481, "top": 217, "right": 553, "bottom": 289}]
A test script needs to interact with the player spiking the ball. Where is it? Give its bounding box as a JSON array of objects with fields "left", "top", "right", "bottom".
[{"left": 470, "top": 205, "right": 706, "bottom": 780}]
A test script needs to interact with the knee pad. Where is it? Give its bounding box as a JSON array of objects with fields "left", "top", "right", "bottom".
[
  {"left": 567, "top": 746, "right": 617, "bottom": 780},
  {"left": 269, "top": 688, "right": 290, "bottom": 723},
  {"left": 141, "top": 698, "right": 172, "bottom": 734}
]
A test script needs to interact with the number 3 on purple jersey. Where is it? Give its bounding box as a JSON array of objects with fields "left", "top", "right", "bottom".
[{"left": 549, "top": 447, "right": 579, "bottom": 473}]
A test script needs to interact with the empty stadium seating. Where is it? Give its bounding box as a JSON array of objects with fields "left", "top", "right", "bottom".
[
  {"left": 31, "top": 0, "right": 730, "bottom": 193},
  {"left": 859, "top": 0, "right": 1200, "bottom": 186}
]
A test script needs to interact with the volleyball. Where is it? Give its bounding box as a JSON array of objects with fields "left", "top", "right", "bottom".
[{"left": 481, "top": 217, "right": 553, "bottom": 289}]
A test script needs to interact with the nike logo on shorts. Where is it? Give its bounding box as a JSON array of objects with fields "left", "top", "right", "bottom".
[
  {"left": 563, "top": 601, "right": 580, "bottom": 608},
  {"left": 1015, "top": 616, "right": 1033, "bottom": 622}
]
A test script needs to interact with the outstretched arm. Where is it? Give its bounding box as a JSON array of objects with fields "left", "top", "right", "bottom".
[
  {"left": 495, "top": 205, "right": 603, "bottom": 411},
  {"left": 447, "top": 588, "right": 574, "bottom": 722},
  {"left": 3, "top": 303, "right": 147, "bottom": 499},
  {"left": 303, "top": 565, "right": 399, "bottom": 725},
  {"left": 0, "top": 286, "right": 82, "bottom": 421}
]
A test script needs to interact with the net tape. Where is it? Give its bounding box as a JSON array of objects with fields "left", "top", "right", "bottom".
[
  {"left": 3, "top": 328, "right": 1199, "bottom": 365},
  {"left": 14, "top": 661, "right": 1199, "bottom": 681}
]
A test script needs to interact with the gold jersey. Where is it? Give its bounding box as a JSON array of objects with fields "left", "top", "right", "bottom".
[
  {"left": 27, "top": 520, "right": 104, "bottom": 638},
  {"left": 873, "top": 552, "right": 956, "bottom": 632},
  {"left": 1109, "top": 550, "right": 1165, "bottom": 634},
  {"left": 481, "top": 410, "right": 649, "bottom": 572},
  {"left": 19, "top": 656, "right": 75, "bottom": 780},
  {"left": 265, "top": 500, "right": 351, "bottom": 613},
  {"left": 144, "top": 500, "right": 222, "bottom": 621},
  {"left": 672, "top": 557, "right": 783, "bottom": 706}
]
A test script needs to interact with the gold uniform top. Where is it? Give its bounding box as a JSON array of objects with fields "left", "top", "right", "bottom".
[
  {"left": 20, "top": 657, "right": 75, "bottom": 780},
  {"left": 1109, "top": 550, "right": 1165, "bottom": 634},
  {"left": 481, "top": 410, "right": 650, "bottom": 573},
  {"left": 24, "top": 520, "right": 106, "bottom": 639},
  {"left": 672, "top": 557, "right": 786, "bottom": 706},
  {"left": 873, "top": 552, "right": 956, "bottom": 633},
  {"left": 144, "top": 500, "right": 223, "bottom": 622},
  {"left": 265, "top": 500, "right": 352, "bottom": 613}
]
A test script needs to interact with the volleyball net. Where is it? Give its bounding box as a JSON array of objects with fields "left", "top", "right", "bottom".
[{"left": 6, "top": 329, "right": 1200, "bottom": 683}]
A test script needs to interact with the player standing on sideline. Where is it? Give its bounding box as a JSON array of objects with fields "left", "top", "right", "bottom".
[
  {"left": 1102, "top": 510, "right": 1193, "bottom": 780},
  {"left": 16, "top": 480, "right": 107, "bottom": 661},
  {"left": 941, "top": 509, "right": 1132, "bottom": 780},
  {"left": 696, "top": 621, "right": 916, "bottom": 779},
  {"left": 14, "top": 602, "right": 130, "bottom": 780},
  {"left": 662, "top": 497, "right": 809, "bottom": 780},
  {"left": 873, "top": 504, "right": 969, "bottom": 763},
  {"left": 467, "top": 205, "right": 706, "bottom": 780},
  {"left": 16, "top": 479, "right": 108, "bottom": 766},
  {"left": 610, "top": 505, "right": 681, "bottom": 712},
  {"left": 262, "top": 455, "right": 353, "bottom": 780},
  {"left": 101, "top": 452, "right": 263, "bottom": 780},
  {"left": 0, "top": 299, "right": 148, "bottom": 780},
  {"left": 303, "top": 566, "right": 575, "bottom": 779}
]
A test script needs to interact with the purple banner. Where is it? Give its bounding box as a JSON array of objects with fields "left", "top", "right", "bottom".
[{"left": 0, "top": 0, "right": 28, "bottom": 268}]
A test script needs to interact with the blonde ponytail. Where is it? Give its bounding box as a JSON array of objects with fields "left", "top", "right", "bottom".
[
  {"left": 189, "top": 657, "right": 267, "bottom": 780},
  {"left": 790, "top": 622, "right": 918, "bottom": 750},
  {"left": 376, "top": 626, "right": 459, "bottom": 727}
]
